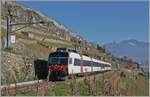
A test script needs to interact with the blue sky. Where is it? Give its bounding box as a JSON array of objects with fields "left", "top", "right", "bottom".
[{"left": 17, "top": 1, "right": 149, "bottom": 44}]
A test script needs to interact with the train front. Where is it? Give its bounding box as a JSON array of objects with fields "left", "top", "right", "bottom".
[{"left": 48, "top": 52, "right": 69, "bottom": 80}]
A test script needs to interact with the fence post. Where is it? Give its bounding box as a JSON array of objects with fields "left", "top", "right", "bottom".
[
  {"left": 94, "top": 75, "right": 97, "bottom": 95},
  {"left": 14, "top": 82, "right": 17, "bottom": 96},
  {"left": 71, "top": 70, "right": 75, "bottom": 95},
  {"left": 35, "top": 76, "right": 39, "bottom": 96},
  {"left": 71, "top": 70, "right": 79, "bottom": 96},
  {"left": 84, "top": 69, "right": 92, "bottom": 95},
  {"left": 103, "top": 70, "right": 105, "bottom": 82},
  {"left": 44, "top": 70, "right": 51, "bottom": 96}
]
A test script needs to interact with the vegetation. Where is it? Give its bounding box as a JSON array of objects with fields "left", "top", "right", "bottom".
[
  {"left": 2, "top": 70, "right": 149, "bottom": 96},
  {"left": 97, "top": 44, "right": 106, "bottom": 53},
  {"left": 48, "top": 82, "right": 72, "bottom": 96}
]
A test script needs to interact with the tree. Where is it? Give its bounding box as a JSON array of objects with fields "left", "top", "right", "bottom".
[{"left": 97, "top": 44, "right": 106, "bottom": 53}]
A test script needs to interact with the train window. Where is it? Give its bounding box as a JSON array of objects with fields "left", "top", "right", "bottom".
[
  {"left": 95, "top": 62, "right": 98, "bottom": 67},
  {"left": 92, "top": 62, "right": 101, "bottom": 67},
  {"left": 82, "top": 60, "right": 91, "bottom": 66},
  {"left": 101, "top": 63, "right": 105, "bottom": 68},
  {"left": 99, "top": 63, "right": 102, "bottom": 67},
  {"left": 83, "top": 60, "right": 87, "bottom": 66},
  {"left": 97, "top": 62, "right": 99, "bottom": 67},
  {"left": 105, "top": 64, "right": 107, "bottom": 67},
  {"left": 106, "top": 64, "right": 110, "bottom": 67},
  {"left": 96, "top": 62, "right": 98, "bottom": 67},
  {"left": 101, "top": 63, "right": 104, "bottom": 67},
  {"left": 93, "top": 62, "right": 96, "bottom": 67},
  {"left": 87, "top": 61, "right": 91, "bottom": 66},
  {"left": 74, "top": 59, "right": 81, "bottom": 66}
]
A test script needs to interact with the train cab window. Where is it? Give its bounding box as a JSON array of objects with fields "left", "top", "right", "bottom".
[
  {"left": 49, "top": 57, "right": 68, "bottom": 65},
  {"left": 60, "top": 58, "right": 68, "bottom": 64},
  {"left": 48, "top": 52, "right": 69, "bottom": 65}
]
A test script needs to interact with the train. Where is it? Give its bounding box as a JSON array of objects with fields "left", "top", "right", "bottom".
[{"left": 48, "top": 48, "right": 111, "bottom": 80}]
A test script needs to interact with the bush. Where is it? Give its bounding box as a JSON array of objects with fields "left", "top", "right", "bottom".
[
  {"left": 120, "top": 72, "right": 126, "bottom": 78},
  {"left": 138, "top": 72, "right": 145, "bottom": 77}
]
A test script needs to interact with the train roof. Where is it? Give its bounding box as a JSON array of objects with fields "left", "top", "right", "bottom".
[
  {"left": 92, "top": 58, "right": 111, "bottom": 65},
  {"left": 56, "top": 48, "right": 79, "bottom": 53},
  {"left": 92, "top": 58, "right": 99, "bottom": 62},
  {"left": 82, "top": 55, "right": 91, "bottom": 61},
  {"left": 69, "top": 52, "right": 81, "bottom": 59}
]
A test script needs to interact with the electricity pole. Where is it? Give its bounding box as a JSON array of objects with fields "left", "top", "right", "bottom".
[
  {"left": 6, "top": 10, "right": 44, "bottom": 49},
  {"left": 6, "top": 12, "right": 12, "bottom": 49}
]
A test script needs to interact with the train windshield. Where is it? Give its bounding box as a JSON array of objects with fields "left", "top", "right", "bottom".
[{"left": 48, "top": 52, "right": 68, "bottom": 65}]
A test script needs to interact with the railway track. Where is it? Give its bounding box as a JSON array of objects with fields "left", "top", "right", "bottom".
[{"left": 1, "top": 80, "right": 43, "bottom": 89}]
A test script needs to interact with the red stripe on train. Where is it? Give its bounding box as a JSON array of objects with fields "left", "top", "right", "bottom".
[
  {"left": 80, "top": 64, "right": 83, "bottom": 73},
  {"left": 48, "top": 64, "right": 68, "bottom": 71}
]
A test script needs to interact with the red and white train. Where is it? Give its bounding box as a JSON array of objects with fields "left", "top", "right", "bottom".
[{"left": 48, "top": 48, "right": 111, "bottom": 80}]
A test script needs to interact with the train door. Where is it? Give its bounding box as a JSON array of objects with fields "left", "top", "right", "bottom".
[{"left": 68, "top": 52, "right": 73, "bottom": 75}]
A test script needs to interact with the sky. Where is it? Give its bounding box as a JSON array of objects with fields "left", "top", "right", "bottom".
[{"left": 17, "top": 1, "right": 149, "bottom": 44}]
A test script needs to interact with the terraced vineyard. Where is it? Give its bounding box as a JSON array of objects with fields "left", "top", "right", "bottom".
[{"left": 1, "top": 69, "right": 149, "bottom": 96}]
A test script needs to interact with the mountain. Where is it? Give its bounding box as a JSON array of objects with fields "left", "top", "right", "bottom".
[{"left": 104, "top": 39, "right": 149, "bottom": 65}]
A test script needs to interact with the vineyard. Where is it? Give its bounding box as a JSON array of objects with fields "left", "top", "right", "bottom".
[
  {"left": 1, "top": 1, "right": 149, "bottom": 96},
  {"left": 1, "top": 69, "right": 149, "bottom": 96}
]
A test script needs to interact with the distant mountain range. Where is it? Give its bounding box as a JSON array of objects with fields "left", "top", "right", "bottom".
[{"left": 104, "top": 39, "right": 149, "bottom": 65}]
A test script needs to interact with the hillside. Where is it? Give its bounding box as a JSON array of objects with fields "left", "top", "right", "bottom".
[
  {"left": 1, "top": 1, "right": 114, "bottom": 84},
  {"left": 1, "top": 1, "right": 149, "bottom": 96}
]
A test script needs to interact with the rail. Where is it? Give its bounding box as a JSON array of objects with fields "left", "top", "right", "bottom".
[{"left": 1, "top": 80, "right": 43, "bottom": 88}]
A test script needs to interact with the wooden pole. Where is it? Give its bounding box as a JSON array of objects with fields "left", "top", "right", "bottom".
[
  {"left": 44, "top": 70, "right": 51, "bottom": 96},
  {"left": 35, "top": 76, "right": 39, "bottom": 96}
]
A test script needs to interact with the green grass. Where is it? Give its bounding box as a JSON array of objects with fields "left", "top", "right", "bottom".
[
  {"left": 16, "top": 89, "right": 36, "bottom": 96},
  {"left": 1, "top": 88, "right": 36, "bottom": 96},
  {"left": 78, "top": 79, "right": 90, "bottom": 96},
  {"left": 48, "top": 82, "right": 72, "bottom": 96}
]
